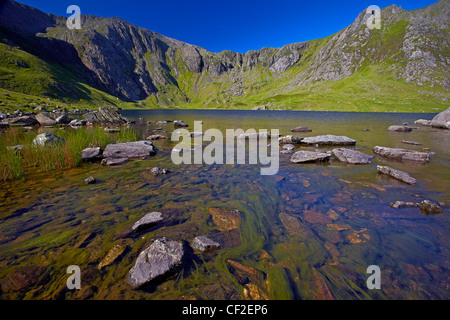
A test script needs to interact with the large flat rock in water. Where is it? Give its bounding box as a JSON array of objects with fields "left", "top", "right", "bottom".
[
  {"left": 431, "top": 107, "right": 450, "bottom": 129},
  {"left": 290, "top": 151, "right": 331, "bottom": 163},
  {"left": 373, "top": 146, "right": 430, "bottom": 162},
  {"left": 103, "top": 141, "right": 157, "bottom": 159},
  {"left": 302, "top": 135, "right": 356, "bottom": 146},
  {"left": 128, "top": 238, "right": 183, "bottom": 288},
  {"left": 332, "top": 148, "right": 374, "bottom": 164}
]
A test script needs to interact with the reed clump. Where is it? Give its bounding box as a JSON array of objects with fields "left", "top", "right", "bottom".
[{"left": 0, "top": 126, "right": 138, "bottom": 181}]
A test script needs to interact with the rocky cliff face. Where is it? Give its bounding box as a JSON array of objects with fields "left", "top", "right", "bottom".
[{"left": 0, "top": 0, "right": 448, "bottom": 108}]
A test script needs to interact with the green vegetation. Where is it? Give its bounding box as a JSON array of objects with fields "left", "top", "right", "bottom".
[{"left": 0, "top": 126, "right": 138, "bottom": 181}]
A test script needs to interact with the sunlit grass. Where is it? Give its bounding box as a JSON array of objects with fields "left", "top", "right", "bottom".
[{"left": 0, "top": 126, "right": 138, "bottom": 181}]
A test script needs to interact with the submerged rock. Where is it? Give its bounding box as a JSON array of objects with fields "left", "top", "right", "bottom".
[
  {"left": 377, "top": 165, "right": 417, "bottom": 185},
  {"left": 101, "top": 158, "right": 129, "bottom": 166},
  {"left": 301, "top": 135, "right": 356, "bottom": 146},
  {"left": 291, "top": 126, "right": 312, "bottom": 132},
  {"left": 389, "top": 201, "right": 420, "bottom": 209},
  {"left": 128, "top": 238, "right": 184, "bottom": 289},
  {"left": 98, "top": 243, "right": 127, "bottom": 270},
  {"left": 402, "top": 140, "right": 422, "bottom": 146},
  {"left": 32, "top": 132, "right": 65, "bottom": 147},
  {"left": 191, "top": 236, "right": 221, "bottom": 252},
  {"left": 373, "top": 146, "right": 430, "bottom": 162},
  {"left": 209, "top": 208, "right": 241, "bottom": 231},
  {"left": 0, "top": 266, "right": 46, "bottom": 292},
  {"left": 239, "top": 132, "right": 273, "bottom": 140},
  {"left": 290, "top": 151, "right": 331, "bottom": 163},
  {"left": 132, "top": 212, "right": 163, "bottom": 231},
  {"left": 103, "top": 141, "right": 157, "bottom": 160},
  {"left": 84, "top": 176, "right": 96, "bottom": 185},
  {"left": 332, "top": 148, "right": 374, "bottom": 164},
  {"left": 149, "top": 167, "right": 169, "bottom": 176},
  {"left": 419, "top": 200, "right": 444, "bottom": 215},
  {"left": 388, "top": 125, "right": 413, "bottom": 132},
  {"left": 430, "top": 107, "right": 450, "bottom": 129}
]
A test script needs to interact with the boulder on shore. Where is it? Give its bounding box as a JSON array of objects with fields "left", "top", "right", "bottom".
[
  {"left": 32, "top": 132, "right": 65, "bottom": 147},
  {"left": 8, "top": 116, "right": 38, "bottom": 126},
  {"left": 377, "top": 165, "right": 417, "bottom": 184},
  {"left": 290, "top": 151, "right": 331, "bottom": 163},
  {"left": 373, "top": 146, "right": 430, "bottom": 162},
  {"left": 430, "top": 107, "right": 450, "bottom": 129},
  {"left": 35, "top": 112, "right": 56, "bottom": 126},
  {"left": 56, "top": 114, "right": 73, "bottom": 125},
  {"left": 332, "top": 148, "right": 374, "bottom": 164},
  {"left": 70, "top": 119, "right": 87, "bottom": 127},
  {"left": 81, "top": 147, "right": 102, "bottom": 162},
  {"left": 128, "top": 238, "right": 184, "bottom": 288},
  {"left": 301, "top": 135, "right": 356, "bottom": 146}
]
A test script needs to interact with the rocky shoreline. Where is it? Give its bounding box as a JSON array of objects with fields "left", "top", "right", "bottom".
[{"left": 0, "top": 106, "right": 448, "bottom": 293}]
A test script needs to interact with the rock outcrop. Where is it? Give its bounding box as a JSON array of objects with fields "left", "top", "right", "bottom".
[{"left": 83, "top": 106, "right": 130, "bottom": 126}]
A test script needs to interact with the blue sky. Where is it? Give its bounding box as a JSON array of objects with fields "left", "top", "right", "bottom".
[{"left": 17, "top": 0, "right": 438, "bottom": 53}]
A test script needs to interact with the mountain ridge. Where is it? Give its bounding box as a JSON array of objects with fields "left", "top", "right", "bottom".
[{"left": 0, "top": 0, "right": 448, "bottom": 112}]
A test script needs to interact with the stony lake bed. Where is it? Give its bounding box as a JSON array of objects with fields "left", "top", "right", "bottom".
[{"left": 0, "top": 109, "right": 449, "bottom": 300}]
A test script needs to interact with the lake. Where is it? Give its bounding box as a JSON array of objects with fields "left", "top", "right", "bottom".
[{"left": 0, "top": 110, "right": 449, "bottom": 300}]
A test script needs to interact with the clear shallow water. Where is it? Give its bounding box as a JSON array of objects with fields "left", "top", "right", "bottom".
[{"left": 0, "top": 110, "right": 449, "bottom": 300}]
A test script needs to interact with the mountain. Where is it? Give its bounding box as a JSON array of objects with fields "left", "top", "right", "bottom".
[{"left": 0, "top": 0, "right": 449, "bottom": 112}]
